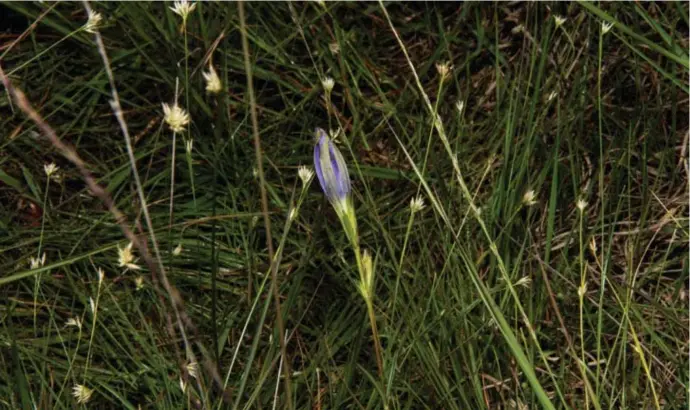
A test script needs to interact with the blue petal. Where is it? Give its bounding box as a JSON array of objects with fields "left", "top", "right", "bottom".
[{"left": 314, "top": 132, "right": 327, "bottom": 194}]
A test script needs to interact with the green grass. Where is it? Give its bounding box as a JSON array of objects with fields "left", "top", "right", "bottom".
[{"left": 0, "top": 2, "right": 688, "bottom": 409}]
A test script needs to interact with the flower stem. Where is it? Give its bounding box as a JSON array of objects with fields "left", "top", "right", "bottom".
[{"left": 365, "top": 298, "right": 384, "bottom": 379}]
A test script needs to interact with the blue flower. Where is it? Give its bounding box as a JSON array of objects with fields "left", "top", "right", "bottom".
[{"left": 314, "top": 128, "right": 350, "bottom": 205}]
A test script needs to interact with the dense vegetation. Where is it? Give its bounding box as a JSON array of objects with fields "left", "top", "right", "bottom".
[{"left": 0, "top": 2, "right": 688, "bottom": 409}]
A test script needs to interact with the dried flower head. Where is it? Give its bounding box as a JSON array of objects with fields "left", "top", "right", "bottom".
[
  {"left": 73, "top": 384, "right": 94, "bottom": 404},
  {"left": 522, "top": 190, "right": 537, "bottom": 206},
  {"left": 89, "top": 297, "right": 96, "bottom": 314},
  {"left": 288, "top": 207, "right": 297, "bottom": 222},
  {"left": 97, "top": 267, "right": 105, "bottom": 285},
  {"left": 322, "top": 77, "right": 335, "bottom": 93},
  {"left": 185, "top": 139, "right": 193, "bottom": 154},
  {"left": 162, "top": 103, "right": 190, "bottom": 133},
  {"left": 179, "top": 377, "right": 187, "bottom": 392},
  {"left": 329, "top": 42, "right": 340, "bottom": 55},
  {"left": 410, "top": 196, "right": 426, "bottom": 213},
  {"left": 298, "top": 166, "right": 314, "bottom": 186},
  {"left": 577, "top": 283, "right": 587, "bottom": 298},
  {"left": 456, "top": 100, "right": 465, "bottom": 116},
  {"left": 547, "top": 91, "right": 558, "bottom": 102},
  {"left": 44, "top": 163, "right": 59, "bottom": 178},
  {"left": 187, "top": 361, "right": 199, "bottom": 379},
  {"left": 576, "top": 199, "right": 588, "bottom": 212},
  {"left": 30, "top": 253, "right": 46, "bottom": 269},
  {"left": 515, "top": 276, "right": 532, "bottom": 288},
  {"left": 601, "top": 21, "right": 614, "bottom": 34},
  {"left": 553, "top": 15, "right": 567, "bottom": 28},
  {"left": 117, "top": 242, "right": 141, "bottom": 271},
  {"left": 203, "top": 64, "right": 222, "bottom": 94},
  {"left": 173, "top": 243, "right": 183, "bottom": 256},
  {"left": 170, "top": 0, "right": 196, "bottom": 23},
  {"left": 66, "top": 317, "right": 82, "bottom": 330},
  {"left": 435, "top": 61, "right": 453, "bottom": 81},
  {"left": 134, "top": 276, "right": 145, "bottom": 291},
  {"left": 84, "top": 10, "right": 102, "bottom": 34}
]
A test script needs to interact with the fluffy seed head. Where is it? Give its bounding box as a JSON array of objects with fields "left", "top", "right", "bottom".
[
  {"left": 135, "top": 276, "right": 144, "bottom": 291},
  {"left": 170, "top": 0, "right": 196, "bottom": 22},
  {"left": 117, "top": 242, "right": 141, "bottom": 271},
  {"left": 298, "top": 166, "right": 314, "bottom": 186},
  {"left": 187, "top": 361, "right": 199, "bottom": 379},
  {"left": 97, "top": 267, "right": 105, "bottom": 285},
  {"left": 173, "top": 243, "right": 183, "bottom": 256},
  {"left": 162, "top": 103, "right": 190, "bottom": 133},
  {"left": 456, "top": 100, "right": 465, "bottom": 116},
  {"left": 66, "top": 317, "right": 82, "bottom": 330},
  {"left": 203, "top": 65, "right": 222, "bottom": 94},
  {"left": 435, "top": 61, "right": 453, "bottom": 81},
  {"left": 576, "top": 199, "right": 588, "bottom": 212},
  {"left": 554, "top": 15, "right": 567, "bottom": 27},
  {"left": 322, "top": 77, "right": 335, "bottom": 93},
  {"left": 30, "top": 253, "right": 46, "bottom": 269},
  {"left": 522, "top": 190, "right": 537, "bottom": 206},
  {"left": 44, "top": 163, "right": 59, "bottom": 178},
  {"left": 73, "top": 384, "right": 94, "bottom": 404},
  {"left": 84, "top": 10, "right": 102, "bottom": 34},
  {"left": 410, "top": 196, "right": 426, "bottom": 213},
  {"left": 601, "top": 21, "right": 614, "bottom": 34}
]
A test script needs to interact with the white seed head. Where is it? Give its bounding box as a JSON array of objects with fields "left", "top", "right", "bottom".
[
  {"left": 435, "top": 61, "right": 453, "bottom": 80},
  {"left": 578, "top": 283, "right": 587, "bottom": 298},
  {"left": 522, "top": 190, "right": 537, "bottom": 206},
  {"left": 187, "top": 361, "right": 199, "bottom": 379},
  {"left": 97, "top": 267, "right": 105, "bottom": 285},
  {"left": 135, "top": 276, "right": 145, "bottom": 291},
  {"left": 72, "top": 384, "right": 94, "bottom": 404},
  {"left": 576, "top": 199, "right": 588, "bottom": 212},
  {"left": 118, "top": 242, "right": 141, "bottom": 271},
  {"left": 298, "top": 166, "right": 314, "bottom": 186},
  {"left": 173, "top": 243, "right": 183, "bottom": 256},
  {"left": 30, "top": 253, "right": 46, "bottom": 269},
  {"left": 288, "top": 207, "right": 297, "bottom": 222},
  {"left": 547, "top": 91, "right": 558, "bottom": 102},
  {"left": 589, "top": 238, "right": 598, "bottom": 255},
  {"left": 410, "top": 196, "right": 426, "bottom": 213},
  {"left": 554, "top": 15, "right": 567, "bottom": 27},
  {"left": 328, "top": 128, "right": 341, "bottom": 141},
  {"left": 170, "top": 0, "right": 196, "bottom": 22},
  {"left": 455, "top": 100, "right": 465, "bottom": 116},
  {"left": 84, "top": 10, "right": 102, "bottom": 34},
  {"left": 89, "top": 297, "right": 96, "bottom": 314},
  {"left": 601, "top": 21, "right": 614, "bottom": 34},
  {"left": 162, "top": 103, "right": 190, "bottom": 133},
  {"left": 185, "top": 138, "right": 193, "bottom": 154},
  {"left": 44, "top": 162, "right": 59, "bottom": 178},
  {"left": 203, "top": 64, "right": 222, "bottom": 94},
  {"left": 515, "top": 276, "right": 532, "bottom": 288},
  {"left": 329, "top": 42, "right": 340, "bottom": 55},
  {"left": 322, "top": 77, "right": 335, "bottom": 93},
  {"left": 179, "top": 377, "right": 187, "bottom": 392},
  {"left": 66, "top": 317, "right": 82, "bottom": 330}
]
